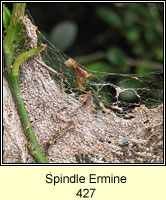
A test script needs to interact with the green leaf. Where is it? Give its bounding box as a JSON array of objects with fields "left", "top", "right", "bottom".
[
  {"left": 49, "top": 21, "right": 78, "bottom": 51},
  {"left": 118, "top": 76, "right": 142, "bottom": 103},
  {"left": 106, "top": 47, "right": 126, "bottom": 69},
  {"left": 155, "top": 48, "right": 163, "bottom": 61},
  {"left": 86, "top": 62, "right": 112, "bottom": 80},
  {"left": 96, "top": 7, "right": 122, "bottom": 28},
  {"left": 4, "top": 3, "right": 26, "bottom": 52},
  {"left": 125, "top": 27, "right": 140, "bottom": 42},
  {"left": 3, "top": 4, "right": 11, "bottom": 30},
  {"left": 136, "top": 66, "right": 156, "bottom": 74},
  {"left": 145, "top": 29, "right": 159, "bottom": 45}
]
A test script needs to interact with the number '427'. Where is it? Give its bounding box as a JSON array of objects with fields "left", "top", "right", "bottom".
[{"left": 76, "top": 188, "right": 96, "bottom": 198}]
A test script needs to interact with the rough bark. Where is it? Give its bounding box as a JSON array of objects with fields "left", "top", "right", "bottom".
[{"left": 3, "top": 15, "right": 163, "bottom": 163}]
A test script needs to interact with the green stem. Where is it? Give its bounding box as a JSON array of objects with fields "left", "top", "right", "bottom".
[
  {"left": 9, "top": 44, "right": 48, "bottom": 163},
  {"left": 3, "top": 3, "right": 26, "bottom": 73},
  {"left": 5, "top": 44, "right": 48, "bottom": 163},
  {"left": 5, "top": 73, "right": 48, "bottom": 163},
  {"left": 3, "top": 3, "right": 48, "bottom": 163}
]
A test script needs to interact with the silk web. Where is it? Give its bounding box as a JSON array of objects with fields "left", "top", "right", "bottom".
[{"left": 28, "top": 12, "right": 163, "bottom": 117}]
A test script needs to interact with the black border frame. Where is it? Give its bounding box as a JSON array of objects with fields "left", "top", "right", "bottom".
[{"left": 1, "top": 0, "right": 165, "bottom": 166}]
